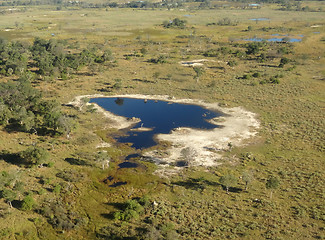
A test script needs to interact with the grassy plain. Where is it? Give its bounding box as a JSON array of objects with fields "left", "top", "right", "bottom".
[{"left": 0, "top": 2, "right": 324, "bottom": 240}]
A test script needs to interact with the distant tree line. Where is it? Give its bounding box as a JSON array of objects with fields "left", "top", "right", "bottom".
[
  {"left": 0, "top": 0, "right": 183, "bottom": 9},
  {"left": 0, "top": 37, "right": 112, "bottom": 79},
  {"left": 0, "top": 0, "right": 323, "bottom": 12}
]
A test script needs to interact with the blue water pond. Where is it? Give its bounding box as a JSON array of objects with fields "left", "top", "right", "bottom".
[
  {"left": 250, "top": 18, "right": 270, "bottom": 21},
  {"left": 90, "top": 97, "right": 222, "bottom": 149},
  {"left": 245, "top": 37, "right": 302, "bottom": 42}
]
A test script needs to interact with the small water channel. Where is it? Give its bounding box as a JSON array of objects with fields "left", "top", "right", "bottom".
[
  {"left": 249, "top": 18, "right": 270, "bottom": 21},
  {"left": 245, "top": 37, "right": 302, "bottom": 42},
  {"left": 90, "top": 97, "right": 223, "bottom": 149}
]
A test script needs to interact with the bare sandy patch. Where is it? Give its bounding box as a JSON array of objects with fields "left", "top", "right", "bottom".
[
  {"left": 179, "top": 59, "right": 228, "bottom": 67},
  {"left": 68, "top": 94, "right": 260, "bottom": 169},
  {"left": 180, "top": 59, "right": 213, "bottom": 67}
]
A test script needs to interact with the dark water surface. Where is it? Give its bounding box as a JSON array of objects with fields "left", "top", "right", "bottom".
[{"left": 90, "top": 97, "right": 223, "bottom": 149}]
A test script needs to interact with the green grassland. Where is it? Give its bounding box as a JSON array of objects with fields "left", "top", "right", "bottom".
[{"left": 0, "top": 2, "right": 324, "bottom": 239}]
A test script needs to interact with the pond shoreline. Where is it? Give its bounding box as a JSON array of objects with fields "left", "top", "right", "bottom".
[{"left": 68, "top": 94, "right": 260, "bottom": 171}]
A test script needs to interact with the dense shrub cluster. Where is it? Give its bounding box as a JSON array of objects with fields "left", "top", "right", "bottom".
[
  {"left": 40, "top": 199, "right": 87, "bottom": 230},
  {"left": 113, "top": 197, "right": 150, "bottom": 221},
  {"left": 162, "top": 18, "right": 187, "bottom": 29},
  {"left": 0, "top": 79, "right": 71, "bottom": 135}
]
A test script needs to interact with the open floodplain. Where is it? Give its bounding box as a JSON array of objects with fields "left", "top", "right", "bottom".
[{"left": 0, "top": 1, "right": 324, "bottom": 239}]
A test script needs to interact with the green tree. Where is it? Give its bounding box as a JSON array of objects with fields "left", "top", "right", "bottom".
[
  {"left": 279, "top": 57, "right": 289, "bottom": 68},
  {"left": 246, "top": 42, "right": 265, "bottom": 55},
  {"left": 0, "top": 102, "right": 11, "bottom": 125},
  {"left": 242, "top": 171, "right": 254, "bottom": 191},
  {"left": 193, "top": 66, "right": 204, "bottom": 82},
  {"left": 266, "top": 176, "right": 280, "bottom": 199},
  {"left": 43, "top": 109, "right": 63, "bottom": 131},
  {"left": 114, "top": 199, "right": 144, "bottom": 221},
  {"left": 20, "top": 146, "right": 49, "bottom": 167},
  {"left": 219, "top": 173, "right": 237, "bottom": 194},
  {"left": 13, "top": 181, "right": 24, "bottom": 200},
  {"left": 0, "top": 189, "right": 16, "bottom": 208},
  {"left": 21, "top": 193, "right": 36, "bottom": 211},
  {"left": 140, "top": 48, "right": 147, "bottom": 55},
  {"left": 163, "top": 18, "right": 187, "bottom": 29},
  {"left": 153, "top": 72, "right": 161, "bottom": 82},
  {"left": 58, "top": 116, "right": 73, "bottom": 138},
  {"left": 17, "top": 107, "right": 35, "bottom": 132},
  {"left": 95, "top": 151, "right": 110, "bottom": 169}
]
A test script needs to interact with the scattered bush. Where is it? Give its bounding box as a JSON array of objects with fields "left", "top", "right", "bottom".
[
  {"left": 203, "top": 49, "right": 219, "bottom": 57},
  {"left": 148, "top": 55, "right": 167, "bottom": 64},
  {"left": 41, "top": 200, "right": 86, "bottom": 231},
  {"left": 163, "top": 18, "right": 187, "bottom": 29},
  {"left": 227, "top": 60, "right": 237, "bottom": 67},
  {"left": 53, "top": 184, "right": 61, "bottom": 194},
  {"left": 217, "top": 17, "right": 238, "bottom": 26},
  {"left": 21, "top": 194, "right": 36, "bottom": 211},
  {"left": 252, "top": 72, "right": 260, "bottom": 78},
  {"left": 113, "top": 79, "right": 122, "bottom": 90},
  {"left": 279, "top": 57, "right": 290, "bottom": 68},
  {"left": 56, "top": 169, "right": 85, "bottom": 182},
  {"left": 114, "top": 198, "right": 150, "bottom": 221}
]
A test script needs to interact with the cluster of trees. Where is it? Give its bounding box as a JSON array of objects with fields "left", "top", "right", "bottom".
[
  {"left": 219, "top": 171, "right": 280, "bottom": 198},
  {"left": 0, "top": 170, "right": 36, "bottom": 210},
  {"left": 0, "top": 78, "right": 72, "bottom": 136},
  {"left": 217, "top": 17, "right": 239, "bottom": 26},
  {"left": 0, "top": 37, "right": 112, "bottom": 79},
  {"left": 162, "top": 18, "right": 187, "bottom": 29}
]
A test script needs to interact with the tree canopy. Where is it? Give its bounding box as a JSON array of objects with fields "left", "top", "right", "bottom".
[{"left": 0, "top": 37, "right": 112, "bottom": 79}]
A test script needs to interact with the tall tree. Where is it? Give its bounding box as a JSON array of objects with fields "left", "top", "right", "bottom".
[
  {"left": 193, "top": 66, "right": 204, "bottom": 83},
  {"left": 20, "top": 146, "right": 49, "bottom": 167},
  {"left": 95, "top": 151, "right": 110, "bottom": 169},
  {"left": 219, "top": 173, "right": 237, "bottom": 194},
  {"left": 242, "top": 170, "right": 254, "bottom": 191},
  {"left": 266, "top": 176, "right": 280, "bottom": 199},
  {"left": 0, "top": 189, "right": 16, "bottom": 208}
]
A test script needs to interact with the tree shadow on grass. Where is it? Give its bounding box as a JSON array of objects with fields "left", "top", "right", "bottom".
[
  {"left": 0, "top": 151, "right": 22, "bottom": 166},
  {"left": 64, "top": 157, "right": 92, "bottom": 166},
  {"left": 221, "top": 185, "right": 243, "bottom": 193},
  {"left": 260, "top": 64, "right": 279, "bottom": 68},
  {"left": 180, "top": 88, "right": 198, "bottom": 93},
  {"left": 105, "top": 202, "right": 126, "bottom": 211},
  {"left": 11, "top": 200, "right": 22, "bottom": 209},
  {"left": 173, "top": 177, "right": 219, "bottom": 191},
  {"left": 100, "top": 213, "right": 115, "bottom": 220},
  {"left": 132, "top": 78, "right": 155, "bottom": 84}
]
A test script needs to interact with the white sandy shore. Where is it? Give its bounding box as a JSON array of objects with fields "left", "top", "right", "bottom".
[{"left": 68, "top": 94, "right": 260, "bottom": 168}]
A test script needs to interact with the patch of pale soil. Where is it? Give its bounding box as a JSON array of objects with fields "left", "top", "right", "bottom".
[
  {"left": 69, "top": 94, "right": 260, "bottom": 169},
  {"left": 130, "top": 127, "right": 153, "bottom": 132},
  {"left": 179, "top": 59, "right": 227, "bottom": 67},
  {"left": 96, "top": 141, "right": 111, "bottom": 148},
  {"left": 180, "top": 59, "right": 213, "bottom": 67}
]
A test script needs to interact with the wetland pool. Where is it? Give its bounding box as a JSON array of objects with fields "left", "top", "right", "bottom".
[
  {"left": 90, "top": 97, "right": 223, "bottom": 149},
  {"left": 245, "top": 37, "right": 302, "bottom": 42}
]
